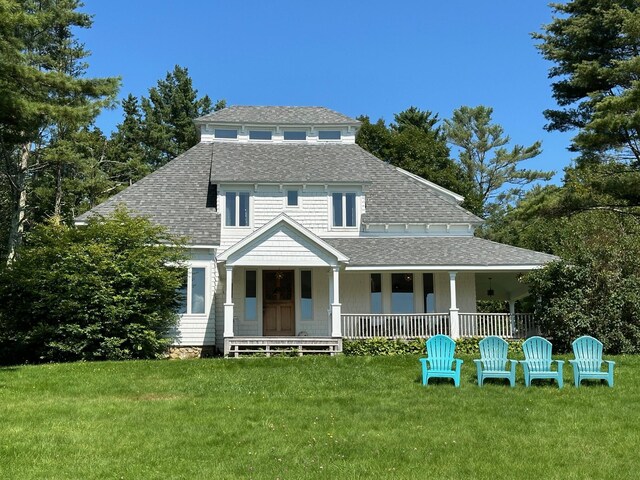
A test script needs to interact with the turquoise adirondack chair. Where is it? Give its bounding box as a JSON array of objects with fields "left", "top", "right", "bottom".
[
  {"left": 520, "top": 337, "right": 564, "bottom": 388},
  {"left": 474, "top": 336, "right": 518, "bottom": 387},
  {"left": 569, "top": 336, "right": 615, "bottom": 387},
  {"left": 419, "top": 334, "right": 463, "bottom": 387},
  {"left": 521, "top": 336, "right": 564, "bottom": 388}
]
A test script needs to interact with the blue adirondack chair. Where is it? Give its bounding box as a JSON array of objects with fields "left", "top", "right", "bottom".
[
  {"left": 521, "top": 336, "right": 564, "bottom": 388},
  {"left": 569, "top": 336, "right": 615, "bottom": 387},
  {"left": 474, "top": 336, "right": 518, "bottom": 387},
  {"left": 419, "top": 334, "right": 463, "bottom": 387}
]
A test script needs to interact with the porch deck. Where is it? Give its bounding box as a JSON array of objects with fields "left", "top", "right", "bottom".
[{"left": 225, "top": 336, "right": 342, "bottom": 357}]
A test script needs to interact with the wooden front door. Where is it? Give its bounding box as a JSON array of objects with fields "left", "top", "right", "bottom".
[{"left": 263, "top": 270, "right": 295, "bottom": 336}]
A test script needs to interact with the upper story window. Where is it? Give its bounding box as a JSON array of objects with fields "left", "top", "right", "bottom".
[
  {"left": 283, "top": 131, "right": 306, "bottom": 141},
  {"left": 225, "top": 191, "right": 250, "bottom": 227},
  {"left": 332, "top": 192, "right": 357, "bottom": 227},
  {"left": 318, "top": 130, "right": 341, "bottom": 140},
  {"left": 215, "top": 128, "right": 238, "bottom": 139},
  {"left": 249, "top": 130, "right": 272, "bottom": 140},
  {"left": 287, "top": 190, "right": 298, "bottom": 206}
]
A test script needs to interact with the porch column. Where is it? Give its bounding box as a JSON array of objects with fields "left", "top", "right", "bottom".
[
  {"left": 330, "top": 266, "right": 342, "bottom": 337},
  {"left": 449, "top": 271, "right": 460, "bottom": 339},
  {"left": 508, "top": 296, "right": 516, "bottom": 336},
  {"left": 224, "top": 266, "right": 234, "bottom": 338}
]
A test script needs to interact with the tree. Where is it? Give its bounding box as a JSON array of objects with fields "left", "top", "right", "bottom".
[
  {"left": 444, "top": 105, "right": 552, "bottom": 218},
  {"left": 0, "top": 0, "right": 119, "bottom": 262},
  {"left": 356, "top": 107, "right": 472, "bottom": 199},
  {"left": 534, "top": 0, "right": 640, "bottom": 163},
  {"left": 140, "top": 65, "right": 213, "bottom": 169},
  {"left": 0, "top": 207, "right": 186, "bottom": 364}
]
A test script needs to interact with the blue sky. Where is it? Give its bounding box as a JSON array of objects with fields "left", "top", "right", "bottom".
[{"left": 79, "top": 0, "right": 574, "bottom": 183}]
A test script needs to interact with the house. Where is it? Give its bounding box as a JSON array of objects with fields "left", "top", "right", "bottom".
[{"left": 76, "top": 106, "right": 557, "bottom": 356}]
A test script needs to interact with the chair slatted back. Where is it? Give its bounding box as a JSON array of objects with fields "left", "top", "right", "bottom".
[
  {"left": 479, "top": 336, "right": 509, "bottom": 371},
  {"left": 426, "top": 335, "right": 456, "bottom": 371},
  {"left": 522, "top": 336, "right": 553, "bottom": 372},
  {"left": 572, "top": 336, "right": 603, "bottom": 372}
]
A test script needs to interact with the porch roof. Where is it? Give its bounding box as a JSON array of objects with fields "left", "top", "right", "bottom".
[{"left": 325, "top": 236, "right": 559, "bottom": 270}]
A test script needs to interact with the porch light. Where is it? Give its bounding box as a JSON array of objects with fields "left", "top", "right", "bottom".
[
  {"left": 404, "top": 273, "right": 412, "bottom": 283},
  {"left": 275, "top": 270, "right": 285, "bottom": 280},
  {"left": 487, "top": 277, "right": 495, "bottom": 297}
]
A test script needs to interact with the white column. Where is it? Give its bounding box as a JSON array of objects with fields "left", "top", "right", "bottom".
[
  {"left": 330, "top": 266, "right": 342, "bottom": 337},
  {"left": 449, "top": 271, "right": 460, "bottom": 339},
  {"left": 224, "top": 266, "right": 234, "bottom": 338},
  {"left": 509, "top": 296, "right": 516, "bottom": 336}
]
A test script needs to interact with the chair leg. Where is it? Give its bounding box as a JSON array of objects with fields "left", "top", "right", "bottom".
[
  {"left": 509, "top": 375, "right": 515, "bottom": 388},
  {"left": 573, "top": 369, "right": 580, "bottom": 388},
  {"left": 557, "top": 374, "right": 563, "bottom": 389},
  {"left": 608, "top": 372, "right": 614, "bottom": 388}
]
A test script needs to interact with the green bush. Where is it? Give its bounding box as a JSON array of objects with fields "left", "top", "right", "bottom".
[
  {"left": 343, "top": 337, "right": 524, "bottom": 356},
  {"left": 0, "top": 207, "right": 187, "bottom": 364}
]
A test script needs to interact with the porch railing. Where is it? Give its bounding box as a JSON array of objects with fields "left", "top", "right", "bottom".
[
  {"left": 459, "top": 313, "right": 538, "bottom": 339},
  {"left": 341, "top": 313, "right": 538, "bottom": 340},
  {"left": 341, "top": 313, "right": 450, "bottom": 339}
]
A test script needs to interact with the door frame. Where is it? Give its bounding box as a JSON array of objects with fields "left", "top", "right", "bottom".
[{"left": 262, "top": 269, "right": 296, "bottom": 336}]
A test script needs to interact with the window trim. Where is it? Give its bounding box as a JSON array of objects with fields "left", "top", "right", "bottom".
[
  {"left": 330, "top": 192, "right": 358, "bottom": 229},
  {"left": 224, "top": 191, "right": 252, "bottom": 228},
  {"left": 178, "top": 264, "right": 210, "bottom": 316},
  {"left": 317, "top": 130, "right": 342, "bottom": 141}
]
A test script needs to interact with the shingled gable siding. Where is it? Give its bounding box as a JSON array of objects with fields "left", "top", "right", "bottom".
[{"left": 218, "top": 185, "right": 362, "bottom": 252}]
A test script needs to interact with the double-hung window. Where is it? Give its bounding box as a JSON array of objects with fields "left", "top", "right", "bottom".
[
  {"left": 332, "top": 192, "right": 357, "bottom": 227},
  {"left": 177, "top": 267, "right": 207, "bottom": 315},
  {"left": 225, "top": 192, "right": 250, "bottom": 227}
]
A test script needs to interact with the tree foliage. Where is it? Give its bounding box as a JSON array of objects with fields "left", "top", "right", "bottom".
[
  {"left": 0, "top": 207, "right": 186, "bottom": 364},
  {"left": 356, "top": 107, "right": 472, "bottom": 199},
  {"left": 444, "top": 105, "right": 552, "bottom": 218},
  {"left": 534, "top": 0, "right": 640, "bottom": 164}
]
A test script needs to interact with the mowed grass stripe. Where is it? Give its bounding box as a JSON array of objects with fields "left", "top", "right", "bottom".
[{"left": 1, "top": 355, "right": 638, "bottom": 479}]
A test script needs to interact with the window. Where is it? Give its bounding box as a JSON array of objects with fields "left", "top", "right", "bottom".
[
  {"left": 287, "top": 190, "right": 298, "bottom": 206},
  {"left": 225, "top": 192, "right": 250, "bottom": 227},
  {"left": 283, "top": 131, "right": 306, "bottom": 141},
  {"left": 423, "top": 273, "right": 435, "bottom": 313},
  {"left": 332, "top": 192, "right": 357, "bottom": 227},
  {"left": 245, "top": 270, "right": 257, "bottom": 321},
  {"left": 370, "top": 273, "right": 382, "bottom": 314},
  {"left": 391, "top": 273, "right": 414, "bottom": 313},
  {"left": 215, "top": 128, "right": 238, "bottom": 139},
  {"left": 318, "top": 130, "right": 341, "bottom": 140},
  {"left": 249, "top": 130, "right": 272, "bottom": 140},
  {"left": 301, "top": 270, "right": 313, "bottom": 320},
  {"left": 177, "top": 267, "right": 207, "bottom": 315}
]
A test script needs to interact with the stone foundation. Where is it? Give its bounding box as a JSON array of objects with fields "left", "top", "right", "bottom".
[{"left": 167, "top": 346, "right": 218, "bottom": 359}]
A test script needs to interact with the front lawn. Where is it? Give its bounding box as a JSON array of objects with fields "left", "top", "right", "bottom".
[{"left": 1, "top": 355, "right": 638, "bottom": 479}]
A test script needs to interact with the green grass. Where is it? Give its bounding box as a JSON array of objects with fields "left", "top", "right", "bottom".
[{"left": 1, "top": 355, "right": 639, "bottom": 480}]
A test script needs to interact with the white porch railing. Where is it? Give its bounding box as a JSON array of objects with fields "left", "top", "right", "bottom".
[
  {"left": 459, "top": 313, "right": 538, "bottom": 339},
  {"left": 341, "top": 313, "right": 538, "bottom": 340},
  {"left": 341, "top": 313, "right": 450, "bottom": 339}
]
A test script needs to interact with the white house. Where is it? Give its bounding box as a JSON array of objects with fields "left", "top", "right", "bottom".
[{"left": 77, "top": 106, "right": 557, "bottom": 356}]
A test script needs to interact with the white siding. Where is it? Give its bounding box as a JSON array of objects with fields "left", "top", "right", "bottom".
[
  {"left": 173, "top": 250, "right": 217, "bottom": 347},
  {"left": 341, "top": 272, "right": 371, "bottom": 313},
  {"left": 434, "top": 271, "right": 477, "bottom": 313}
]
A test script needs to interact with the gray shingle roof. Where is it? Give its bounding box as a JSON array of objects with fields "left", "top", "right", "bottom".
[
  {"left": 210, "top": 143, "right": 371, "bottom": 183},
  {"left": 326, "top": 237, "right": 559, "bottom": 267},
  {"left": 76, "top": 143, "right": 220, "bottom": 245},
  {"left": 195, "top": 106, "right": 360, "bottom": 126}
]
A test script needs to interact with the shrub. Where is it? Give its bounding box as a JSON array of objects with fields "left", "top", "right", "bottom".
[
  {"left": 342, "top": 337, "right": 524, "bottom": 356},
  {"left": 0, "top": 207, "right": 186, "bottom": 364}
]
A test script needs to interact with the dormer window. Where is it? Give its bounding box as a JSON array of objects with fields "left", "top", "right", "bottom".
[
  {"left": 249, "top": 130, "right": 272, "bottom": 140},
  {"left": 215, "top": 128, "right": 238, "bottom": 139},
  {"left": 283, "top": 131, "right": 306, "bottom": 141},
  {"left": 225, "top": 191, "right": 250, "bottom": 227},
  {"left": 332, "top": 192, "right": 357, "bottom": 227},
  {"left": 318, "top": 130, "right": 341, "bottom": 140}
]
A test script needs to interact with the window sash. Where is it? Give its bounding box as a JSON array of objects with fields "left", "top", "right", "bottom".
[
  {"left": 225, "top": 192, "right": 250, "bottom": 227},
  {"left": 332, "top": 193, "right": 357, "bottom": 227}
]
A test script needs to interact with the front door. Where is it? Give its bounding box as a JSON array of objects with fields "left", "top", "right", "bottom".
[{"left": 263, "top": 270, "right": 295, "bottom": 336}]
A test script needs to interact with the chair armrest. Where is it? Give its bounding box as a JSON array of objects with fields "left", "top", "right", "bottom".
[
  {"left": 473, "top": 359, "right": 482, "bottom": 366},
  {"left": 604, "top": 360, "right": 615, "bottom": 367},
  {"left": 554, "top": 360, "right": 565, "bottom": 367}
]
